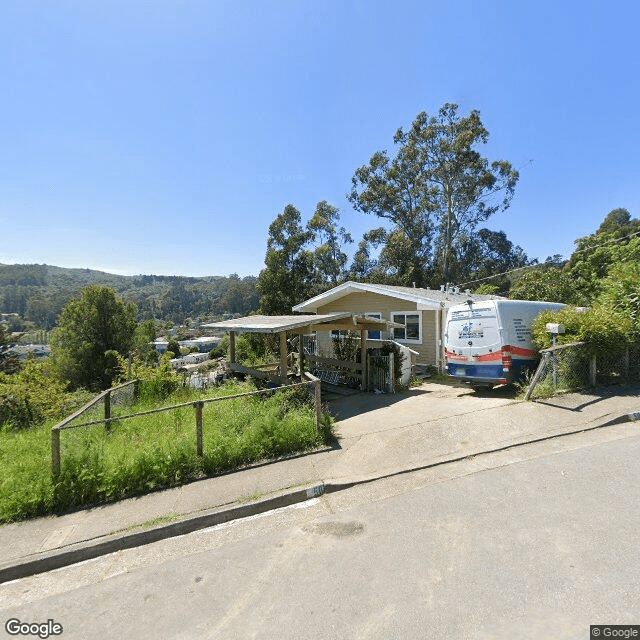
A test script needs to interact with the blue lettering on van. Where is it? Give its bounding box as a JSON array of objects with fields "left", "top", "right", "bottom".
[{"left": 458, "top": 322, "right": 484, "bottom": 339}]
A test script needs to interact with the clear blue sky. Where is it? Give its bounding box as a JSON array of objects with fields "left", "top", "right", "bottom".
[{"left": 2, "top": 0, "right": 638, "bottom": 279}]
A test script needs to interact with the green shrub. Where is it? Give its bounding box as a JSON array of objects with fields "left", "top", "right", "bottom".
[
  {"left": 0, "top": 361, "right": 72, "bottom": 430},
  {"left": 531, "top": 306, "right": 633, "bottom": 357}
]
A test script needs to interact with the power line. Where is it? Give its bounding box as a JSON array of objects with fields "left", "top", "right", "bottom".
[{"left": 456, "top": 228, "right": 640, "bottom": 289}]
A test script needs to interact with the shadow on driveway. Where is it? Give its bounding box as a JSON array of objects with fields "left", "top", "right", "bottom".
[{"left": 532, "top": 384, "right": 640, "bottom": 412}]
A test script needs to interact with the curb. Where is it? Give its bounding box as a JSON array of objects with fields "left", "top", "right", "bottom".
[
  {"left": 0, "top": 483, "right": 326, "bottom": 584},
  {"left": 2, "top": 409, "right": 639, "bottom": 584}
]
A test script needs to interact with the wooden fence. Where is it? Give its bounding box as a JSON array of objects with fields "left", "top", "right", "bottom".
[{"left": 51, "top": 379, "right": 321, "bottom": 477}]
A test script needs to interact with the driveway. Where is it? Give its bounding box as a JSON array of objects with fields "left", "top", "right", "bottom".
[{"left": 318, "top": 381, "right": 640, "bottom": 484}]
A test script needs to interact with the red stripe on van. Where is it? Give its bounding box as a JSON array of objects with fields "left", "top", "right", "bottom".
[
  {"left": 445, "top": 350, "right": 468, "bottom": 362},
  {"left": 475, "top": 352, "right": 502, "bottom": 362},
  {"left": 503, "top": 345, "right": 537, "bottom": 358}
]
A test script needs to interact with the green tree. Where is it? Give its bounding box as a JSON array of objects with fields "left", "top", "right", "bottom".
[
  {"left": 597, "top": 262, "right": 640, "bottom": 333},
  {"left": 257, "top": 204, "right": 315, "bottom": 314},
  {"left": 133, "top": 319, "right": 159, "bottom": 365},
  {"left": 165, "top": 339, "right": 182, "bottom": 359},
  {"left": 0, "top": 324, "right": 21, "bottom": 375},
  {"left": 348, "top": 227, "right": 387, "bottom": 282},
  {"left": 509, "top": 266, "right": 577, "bottom": 303},
  {"left": 307, "top": 200, "right": 353, "bottom": 288},
  {"left": 50, "top": 286, "right": 137, "bottom": 391},
  {"left": 566, "top": 208, "right": 640, "bottom": 303},
  {"left": 349, "top": 103, "right": 519, "bottom": 286}
]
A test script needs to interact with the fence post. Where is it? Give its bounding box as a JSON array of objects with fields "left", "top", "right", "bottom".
[
  {"left": 623, "top": 349, "right": 630, "bottom": 382},
  {"left": 195, "top": 401, "right": 204, "bottom": 456},
  {"left": 52, "top": 428, "right": 61, "bottom": 477},
  {"left": 104, "top": 390, "right": 111, "bottom": 433},
  {"left": 314, "top": 380, "right": 321, "bottom": 435},
  {"left": 589, "top": 355, "right": 597, "bottom": 386},
  {"left": 524, "top": 352, "right": 549, "bottom": 401},
  {"left": 366, "top": 353, "right": 370, "bottom": 392},
  {"left": 389, "top": 353, "right": 394, "bottom": 393},
  {"left": 134, "top": 379, "right": 141, "bottom": 402}
]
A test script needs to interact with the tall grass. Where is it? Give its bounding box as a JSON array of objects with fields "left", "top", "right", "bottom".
[{"left": 0, "top": 381, "right": 334, "bottom": 523}]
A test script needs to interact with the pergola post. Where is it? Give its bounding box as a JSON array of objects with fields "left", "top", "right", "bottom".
[
  {"left": 298, "top": 330, "right": 305, "bottom": 378},
  {"left": 229, "top": 331, "right": 236, "bottom": 364},
  {"left": 360, "top": 329, "right": 367, "bottom": 391},
  {"left": 279, "top": 331, "right": 288, "bottom": 383}
]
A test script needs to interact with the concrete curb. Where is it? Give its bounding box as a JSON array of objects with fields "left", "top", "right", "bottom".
[
  {"left": 0, "top": 483, "right": 326, "bottom": 584},
  {"left": 2, "top": 409, "right": 638, "bottom": 584}
]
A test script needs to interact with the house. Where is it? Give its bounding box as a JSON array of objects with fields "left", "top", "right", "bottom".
[{"left": 292, "top": 281, "right": 503, "bottom": 370}]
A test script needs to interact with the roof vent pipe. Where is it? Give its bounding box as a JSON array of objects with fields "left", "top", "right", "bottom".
[
  {"left": 465, "top": 289, "right": 471, "bottom": 295},
  {"left": 440, "top": 285, "right": 445, "bottom": 292},
  {"left": 412, "top": 282, "right": 416, "bottom": 288}
]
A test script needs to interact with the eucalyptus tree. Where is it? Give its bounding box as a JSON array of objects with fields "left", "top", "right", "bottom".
[
  {"left": 307, "top": 200, "right": 353, "bottom": 288},
  {"left": 349, "top": 103, "right": 519, "bottom": 286},
  {"left": 257, "top": 204, "right": 315, "bottom": 315}
]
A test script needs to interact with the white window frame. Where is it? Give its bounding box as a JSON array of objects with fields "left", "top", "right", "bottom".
[
  {"left": 365, "top": 312, "right": 382, "bottom": 340},
  {"left": 391, "top": 311, "right": 421, "bottom": 344}
]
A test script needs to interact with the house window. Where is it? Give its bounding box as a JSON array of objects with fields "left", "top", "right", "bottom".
[
  {"left": 391, "top": 312, "right": 421, "bottom": 343},
  {"left": 365, "top": 312, "right": 381, "bottom": 340}
]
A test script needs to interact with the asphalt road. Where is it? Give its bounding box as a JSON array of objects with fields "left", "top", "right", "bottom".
[{"left": 1, "top": 430, "right": 639, "bottom": 640}]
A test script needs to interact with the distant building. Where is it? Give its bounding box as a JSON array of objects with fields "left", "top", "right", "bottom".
[
  {"left": 9, "top": 344, "right": 51, "bottom": 360},
  {"left": 179, "top": 336, "right": 222, "bottom": 353},
  {"left": 152, "top": 339, "right": 170, "bottom": 354}
]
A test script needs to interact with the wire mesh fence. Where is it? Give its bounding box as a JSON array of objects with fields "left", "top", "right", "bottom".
[
  {"left": 51, "top": 380, "right": 322, "bottom": 477},
  {"left": 525, "top": 343, "right": 640, "bottom": 400}
]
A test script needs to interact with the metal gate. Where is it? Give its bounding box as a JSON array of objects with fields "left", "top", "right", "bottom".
[{"left": 367, "top": 354, "right": 394, "bottom": 393}]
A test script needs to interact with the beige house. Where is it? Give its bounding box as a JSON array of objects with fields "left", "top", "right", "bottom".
[{"left": 293, "top": 281, "right": 502, "bottom": 370}]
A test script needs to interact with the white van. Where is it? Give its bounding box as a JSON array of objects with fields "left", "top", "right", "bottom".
[{"left": 444, "top": 299, "right": 565, "bottom": 387}]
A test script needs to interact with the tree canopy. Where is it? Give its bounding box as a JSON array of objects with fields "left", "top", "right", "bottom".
[
  {"left": 50, "top": 285, "right": 137, "bottom": 390},
  {"left": 257, "top": 204, "right": 315, "bottom": 315},
  {"left": 348, "top": 103, "right": 519, "bottom": 287}
]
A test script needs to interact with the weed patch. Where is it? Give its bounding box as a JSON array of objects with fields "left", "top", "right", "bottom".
[{"left": 0, "top": 381, "right": 335, "bottom": 523}]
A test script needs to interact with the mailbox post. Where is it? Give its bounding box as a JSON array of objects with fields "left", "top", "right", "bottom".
[{"left": 546, "top": 323, "right": 565, "bottom": 387}]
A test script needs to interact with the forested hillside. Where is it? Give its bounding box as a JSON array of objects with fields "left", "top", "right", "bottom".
[{"left": 0, "top": 264, "right": 259, "bottom": 329}]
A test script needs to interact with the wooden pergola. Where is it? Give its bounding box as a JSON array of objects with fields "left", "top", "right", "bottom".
[{"left": 203, "top": 313, "right": 403, "bottom": 388}]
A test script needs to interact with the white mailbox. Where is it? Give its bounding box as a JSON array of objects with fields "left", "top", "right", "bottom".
[{"left": 545, "top": 323, "right": 565, "bottom": 334}]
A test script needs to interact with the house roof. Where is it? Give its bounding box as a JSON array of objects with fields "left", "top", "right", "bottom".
[
  {"left": 202, "top": 312, "right": 403, "bottom": 334},
  {"left": 292, "top": 281, "right": 502, "bottom": 313}
]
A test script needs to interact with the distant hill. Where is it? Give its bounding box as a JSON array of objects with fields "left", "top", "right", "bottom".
[{"left": 0, "top": 263, "right": 259, "bottom": 329}]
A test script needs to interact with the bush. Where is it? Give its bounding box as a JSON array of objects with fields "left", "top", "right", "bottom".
[
  {"left": 0, "top": 361, "right": 72, "bottom": 430},
  {"left": 531, "top": 306, "right": 633, "bottom": 357},
  {"left": 130, "top": 353, "right": 181, "bottom": 404},
  {"left": 211, "top": 334, "right": 276, "bottom": 365}
]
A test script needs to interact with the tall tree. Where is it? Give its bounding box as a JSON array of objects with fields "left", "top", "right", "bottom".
[
  {"left": 257, "top": 204, "right": 315, "bottom": 315},
  {"left": 349, "top": 103, "right": 519, "bottom": 286},
  {"left": 307, "top": 200, "right": 353, "bottom": 288},
  {"left": 50, "top": 285, "right": 137, "bottom": 390},
  {"left": 566, "top": 208, "right": 640, "bottom": 303}
]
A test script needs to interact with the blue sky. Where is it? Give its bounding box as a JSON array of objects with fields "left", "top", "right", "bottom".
[{"left": 1, "top": 0, "right": 638, "bottom": 279}]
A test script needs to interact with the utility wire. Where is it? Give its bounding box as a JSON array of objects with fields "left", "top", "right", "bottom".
[{"left": 456, "top": 228, "right": 640, "bottom": 289}]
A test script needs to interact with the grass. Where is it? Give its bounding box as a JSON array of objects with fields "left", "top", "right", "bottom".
[{"left": 0, "top": 380, "right": 335, "bottom": 524}]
